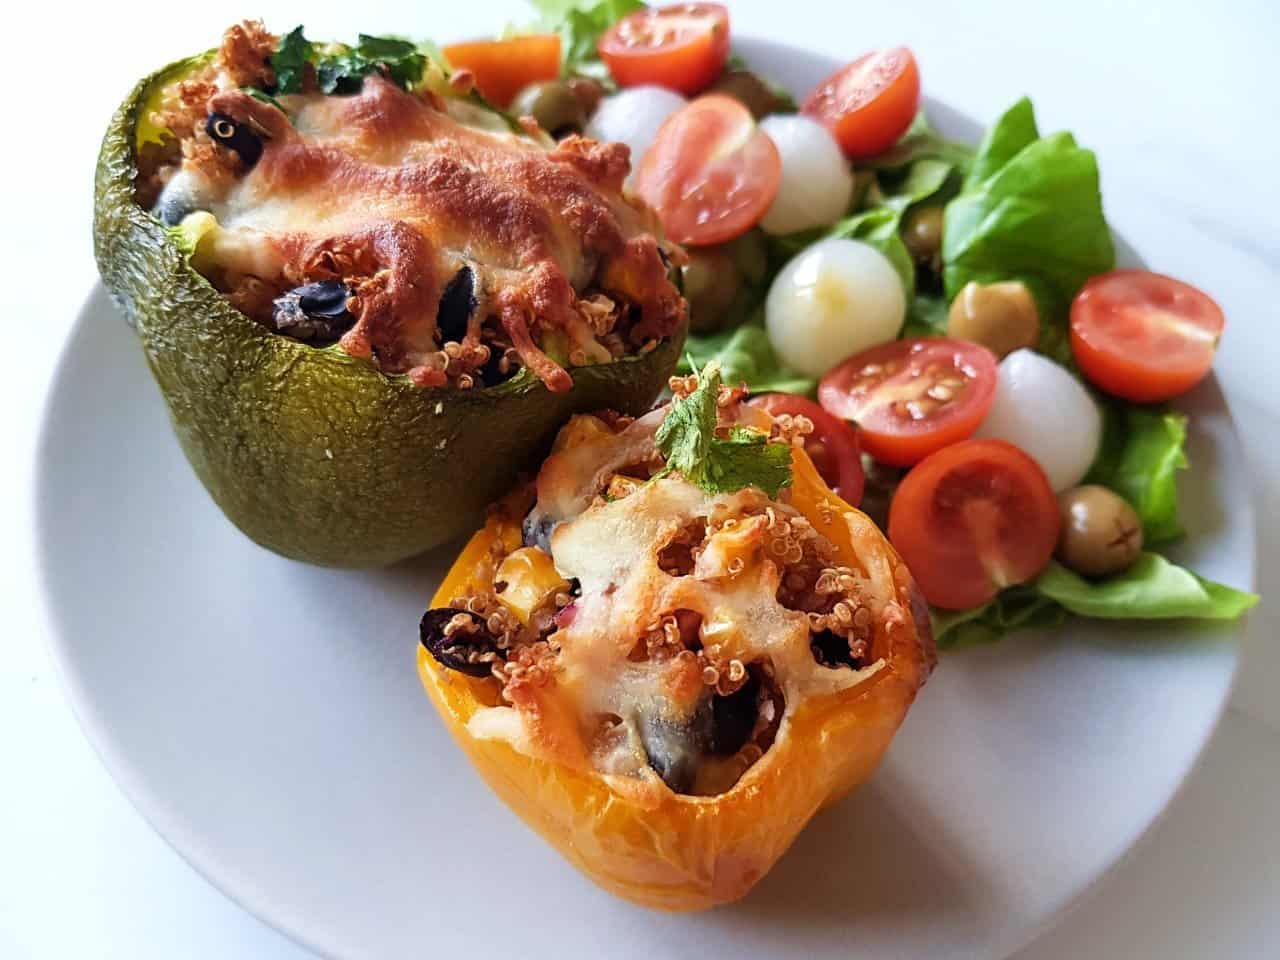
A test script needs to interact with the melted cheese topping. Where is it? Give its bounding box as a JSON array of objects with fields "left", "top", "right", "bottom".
[
  {"left": 181, "top": 74, "right": 684, "bottom": 388},
  {"left": 468, "top": 413, "right": 889, "bottom": 794}
]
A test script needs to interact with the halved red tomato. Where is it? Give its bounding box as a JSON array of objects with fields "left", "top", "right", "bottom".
[
  {"left": 598, "top": 3, "right": 731, "bottom": 95},
  {"left": 801, "top": 47, "right": 920, "bottom": 159},
  {"left": 1070, "top": 269, "right": 1226, "bottom": 403},
  {"left": 634, "top": 95, "right": 781, "bottom": 246},
  {"left": 748, "top": 394, "right": 865, "bottom": 506},
  {"left": 888, "top": 439, "right": 1060, "bottom": 610},
  {"left": 443, "top": 35, "right": 561, "bottom": 107},
  {"left": 818, "top": 338, "right": 997, "bottom": 467}
]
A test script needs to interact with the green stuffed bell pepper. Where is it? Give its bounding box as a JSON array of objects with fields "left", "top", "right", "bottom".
[{"left": 93, "top": 22, "right": 687, "bottom": 568}]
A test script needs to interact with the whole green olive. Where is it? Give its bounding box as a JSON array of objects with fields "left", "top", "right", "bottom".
[
  {"left": 709, "top": 70, "right": 779, "bottom": 120},
  {"left": 682, "top": 247, "right": 743, "bottom": 334},
  {"left": 947, "top": 280, "right": 1040, "bottom": 358},
  {"left": 510, "top": 81, "right": 587, "bottom": 138},
  {"left": 566, "top": 76, "right": 606, "bottom": 117},
  {"left": 902, "top": 206, "right": 943, "bottom": 268},
  {"left": 725, "top": 229, "right": 768, "bottom": 287},
  {"left": 1057, "top": 485, "right": 1144, "bottom": 577}
]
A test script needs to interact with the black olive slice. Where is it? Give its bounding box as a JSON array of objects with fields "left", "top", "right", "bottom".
[
  {"left": 154, "top": 194, "right": 192, "bottom": 227},
  {"left": 480, "top": 346, "right": 518, "bottom": 387},
  {"left": 296, "top": 279, "right": 352, "bottom": 318},
  {"left": 271, "top": 280, "right": 356, "bottom": 343},
  {"left": 153, "top": 172, "right": 208, "bottom": 226},
  {"left": 521, "top": 508, "right": 556, "bottom": 554},
  {"left": 810, "top": 629, "right": 866, "bottom": 670},
  {"left": 436, "top": 266, "right": 476, "bottom": 343},
  {"left": 710, "top": 672, "right": 760, "bottom": 756},
  {"left": 419, "top": 608, "right": 499, "bottom": 678},
  {"left": 205, "top": 112, "right": 264, "bottom": 167},
  {"left": 641, "top": 664, "right": 784, "bottom": 794},
  {"left": 639, "top": 701, "right": 711, "bottom": 795}
]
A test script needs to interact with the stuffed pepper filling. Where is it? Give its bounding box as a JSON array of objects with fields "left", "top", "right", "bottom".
[
  {"left": 134, "top": 21, "right": 685, "bottom": 392},
  {"left": 420, "top": 371, "right": 913, "bottom": 799}
]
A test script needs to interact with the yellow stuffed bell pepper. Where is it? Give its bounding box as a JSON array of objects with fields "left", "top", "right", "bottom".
[{"left": 417, "top": 395, "right": 935, "bottom": 911}]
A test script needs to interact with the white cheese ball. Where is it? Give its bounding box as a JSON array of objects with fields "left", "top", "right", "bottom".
[
  {"left": 765, "top": 238, "right": 906, "bottom": 378},
  {"left": 758, "top": 114, "right": 855, "bottom": 235},
  {"left": 976, "top": 349, "right": 1102, "bottom": 492},
  {"left": 585, "top": 86, "right": 687, "bottom": 186}
]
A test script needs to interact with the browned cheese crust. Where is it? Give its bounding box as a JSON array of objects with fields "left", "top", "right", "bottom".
[{"left": 139, "top": 22, "right": 686, "bottom": 390}]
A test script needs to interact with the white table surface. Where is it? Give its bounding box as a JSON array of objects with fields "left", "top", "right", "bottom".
[{"left": 3, "top": 1, "right": 1277, "bottom": 957}]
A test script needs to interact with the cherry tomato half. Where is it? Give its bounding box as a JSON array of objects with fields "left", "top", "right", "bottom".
[
  {"left": 1070, "top": 269, "right": 1226, "bottom": 403},
  {"left": 443, "top": 35, "right": 561, "bottom": 107},
  {"left": 888, "top": 439, "right": 1061, "bottom": 610},
  {"left": 748, "top": 394, "right": 865, "bottom": 506},
  {"left": 598, "top": 3, "right": 731, "bottom": 96},
  {"left": 634, "top": 95, "right": 781, "bottom": 246},
  {"left": 802, "top": 47, "right": 920, "bottom": 159},
  {"left": 818, "top": 338, "right": 997, "bottom": 467}
]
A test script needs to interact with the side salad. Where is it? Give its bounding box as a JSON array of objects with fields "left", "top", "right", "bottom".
[{"left": 448, "top": 0, "right": 1256, "bottom": 645}]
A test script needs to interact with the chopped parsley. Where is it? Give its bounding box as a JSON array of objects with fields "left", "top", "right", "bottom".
[
  {"left": 268, "top": 27, "right": 426, "bottom": 96},
  {"left": 318, "top": 35, "right": 426, "bottom": 94},
  {"left": 655, "top": 362, "right": 793, "bottom": 498},
  {"left": 269, "top": 26, "right": 313, "bottom": 95}
]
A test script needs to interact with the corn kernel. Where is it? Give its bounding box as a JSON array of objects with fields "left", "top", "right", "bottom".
[
  {"left": 551, "top": 415, "right": 612, "bottom": 453},
  {"left": 495, "top": 547, "right": 569, "bottom": 624}
]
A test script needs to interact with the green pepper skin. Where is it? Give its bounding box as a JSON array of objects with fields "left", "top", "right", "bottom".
[{"left": 93, "top": 59, "right": 684, "bottom": 567}]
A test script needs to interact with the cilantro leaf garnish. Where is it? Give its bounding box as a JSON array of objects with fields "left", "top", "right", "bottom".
[
  {"left": 655, "top": 364, "right": 719, "bottom": 481},
  {"left": 655, "top": 363, "right": 793, "bottom": 498},
  {"left": 318, "top": 35, "right": 426, "bottom": 94},
  {"left": 705, "top": 427, "right": 795, "bottom": 498},
  {"left": 269, "top": 27, "right": 426, "bottom": 96},
  {"left": 270, "top": 26, "right": 314, "bottom": 95}
]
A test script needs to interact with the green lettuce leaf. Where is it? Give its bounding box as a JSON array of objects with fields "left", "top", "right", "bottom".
[
  {"left": 942, "top": 98, "right": 1114, "bottom": 365},
  {"left": 932, "top": 585, "right": 1065, "bottom": 649},
  {"left": 962, "top": 96, "right": 1038, "bottom": 188},
  {"left": 1087, "top": 404, "right": 1189, "bottom": 543},
  {"left": 900, "top": 293, "right": 949, "bottom": 338},
  {"left": 1036, "top": 556, "right": 1258, "bottom": 621},
  {"left": 867, "top": 111, "right": 975, "bottom": 174},
  {"left": 680, "top": 311, "right": 816, "bottom": 395},
  {"left": 876, "top": 157, "right": 955, "bottom": 207},
  {"left": 934, "top": 555, "right": 1256, "bottom": 649},
  {"left": 531, "top": 0, "right": 645, "bottom": 81}
]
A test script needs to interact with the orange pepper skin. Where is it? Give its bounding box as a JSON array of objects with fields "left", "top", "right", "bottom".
[{"left": 417, "top": 450, "right": 935, "bottom": 910}]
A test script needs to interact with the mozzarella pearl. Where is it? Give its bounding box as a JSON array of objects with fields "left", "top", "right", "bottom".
[
  {"left": 976, "top": 349, "right": 1102, "bottom": 492},
  {"left": 758, "top": 115, "right": 855, "bottom": 235},
  {"left": 585, "top": 86, "right": 687, "bottom": 185},
  {"left": 765, "top": 238, "right": 906, "bottom": 378}
]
